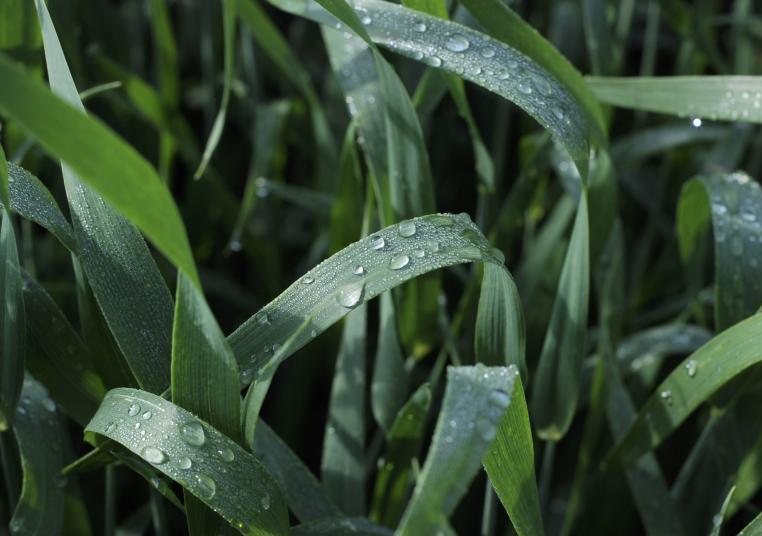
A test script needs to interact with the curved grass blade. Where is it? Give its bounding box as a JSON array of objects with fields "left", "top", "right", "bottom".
[
  {"left": 194, "top": 0, "right": 237, "bottom": 179},
  {"left": 370, "top": 383, "right": 431, "bottom": 527},
  {"left": 0, "top": 144, "right": 8, "bottom": 207},
  {"left": 292, "top": 517, "right": 392, "bottom": 535},
  {"left": 398, "top": 365, "right": 519, "bottom": 534},
  {"left": 85, "top": 388, "right": 289, "bottom": 535},
  {"left": 587, "top": 76, "right": 762, "bottom": 123},
  {"left": 611, "top": 122, "right": 728, "bottom": 164},
  {"left": 270, "top": 0, "right": 591, "bottom": 175},
  {"left": 0, "top": 208, "right": 24, "bottom": 430},
  {"left": 252, "top": 420, "right": 340, "bottom": 522},
  {"left": 321, "top": 305, "right": 367, "bottom": 515},
  {"left": 482, "top": 380, "right": 544, "bottom": 536},
  {"left": 8, "top": 377, "right": 66, "bottom": 535},
  {"left": 740, "top": 510, "right": 762, "bottom": 535},
  {"left": 530, "top": 191, "right": 590, "bottom": 440},
  {"left": 611, "top": 312, "right": 762, "bottom": 464}
]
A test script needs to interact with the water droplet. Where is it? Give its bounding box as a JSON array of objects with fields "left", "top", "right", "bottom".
[
  {"left": 552, "top": 107, "right": 565, "bottom": 121},
  {"left": 413, "top": 51, "right": 423, "bottom": 61},
  {"left": 488, "top": 389, "right": 511, "bottom": 408},
  {"left": 389, "top": 254, "right": 410, "bottom": 270},
  {"left": 337, "top": 282, "right": 365, "bottom": 308},
  {"left": 260, "top": 492, "right": 271, "bottom": 510},
  {"left": 142, "top": 411, "right": 152, "bottom": 420},
  {"left": 42, "top": 398, "right": 56, "bottom": 412},
  {"left": 426, "top": 55, "right": 442, "bottom": 67},
  {"left": 310, "top": 329, "right": 317, "bottom": 338},
  {"left": 256, "top": 313, "right": 270, "bottom": 326},
  {"left": 194, "top": 473, "right": 216, "bottom": 499},
  {"left": 218, "top": 447, "right": 235, "bottom": 462},
  {"left": 741, "top": 211, "right": 756, "bottom": 222},
  {"left": 691, "top": 117, "right": 702, "bottom": 128},
  {"left": 476, "top": 418, "right": 497, "bottom": 441},
  {"left": 413, "top": 22, "right": 427, "bottom": 32},
  {"left": 370, "top": 235, "right": 385, "bottom": 250},
  {"left": 412, "top": 249, "right": 425, "bottom": 258},
  {"left": 398, "top": 221, "right": 416, "bottom": 237},
  {"left": 713, "top": 203, "right": 727, "bottom": 215},
  {"left": 105, "top": 422, "right": 117, "bottom": 434},
  {"left": 480, "top": 47, "right": 495, "bottom": 58},
  {"left": 179, "top": 421, "right": 206, "bottom": 447},
  {"left": 529, "top": 73, "right": 552, "bottom": 96},
  {"left": 445, "top": 34, "right": 470, "bottom": 52},
  {"left": 302, "top": 276, "right": 314, "bottom": 285},
  {"left": 360, "top": 15, "right": 371, "bottom": 25},
  {"left": 685, "top": 360, "right": 698, "bottom": 378},
  {"left": 353, "top": 265, "right": 365, "bottom": 276},
  {"left": 517, "top": 82, "right": 532, "bottom": 94},
  {"left": 660, "top": 390, "right": 673, "bottom": 405},
  {"left": 239, "top": 368, "right": 254, "bottom": 384},
  {"left": 128, "top": 403, "right": 140, "bottom": 417},
  {"left": 134, "top": 422, "right": 141, "bottom": 430},
  {"left": 141, "top": 446, "right": 168, "bottom": 465},
  {"left": 430, "top": 215, "right": 453, "bottom": 226}
]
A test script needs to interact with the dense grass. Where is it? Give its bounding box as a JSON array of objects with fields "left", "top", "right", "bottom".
[{"left": 1, "top": 0, "right": 762, "bottom": 534}]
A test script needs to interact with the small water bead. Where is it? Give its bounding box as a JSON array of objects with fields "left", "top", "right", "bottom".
[
  {"left": 302, "top": 276, "right": 314, "bottom": 285},
  {"left": 476, "top": 418, "right": 497, "bottom": 441},
  {"left": 260, "top": 492, "right": 271, "bottom": 511},
  {"left": 134, "top": 422, "right": 141, "bottom": 430},
  {"left": 713, "top": 203, "right": 728, "bottom": 215},
  {"left": 413, "top": 22, "right": 427, "bottom": 32},
  {"left": 142, "top": 411, "right": 152, "bottom": 420},
  {"left": 480, "top": 47, "right": 495, "bottom": 58},
  {"left": 488, "top": 389, "right": 511, "bottom": 408},
  {"left": 660, "top": 390, "right": 673, "bottom": 405},
  {"left": 353, "top": 265, "right": 365, "bottom": 276},
  {"left": 42, "top": 398, "right": 56, "bottom": 412},
  {"left": 445, "top": 34, "right": 470, "bottom": 53},
  {"left": 105, "top": 422, "right": 117, "bottom": 434},
  {"left": 389, "top": 254, "right": 410, "bottom": 270},
  {"left": 239, "top": 368, "right": 254, "bottom": 384},
  {"left": 337, "top": 282, "right": 365, "bottom": 308},
  {"left": 180, "top": 421, "right": 206, "bottom": 447},
  {"left": 218, "top": 447, "right": 235, "bottom": 462},
  {"left": 229, "top": 239, "right": 242, "bottom": 252},
  {"left": 430, "top": 214, "right": 454, "bottom": 226},
  {"left": 517, "top": 82, "right": 532, "bottom": 95},
  {"left": 310, "top": 329, "right": 318, "bottom": 338},
  {"left": 741, "top": 211, "right": 757, "bottom": 222},
  {"left": 529, "top": 73, "right": 553, "bottom": 96},
  {"left": 426, "top": 55, "right": 442, "bottom": 67},
  {"left": 413, "top": 51, "right": 424, "bottom": 61},
  {"left": 412, "top": 249, "right": 425, "bottom": 258},
  {"left": 128, "top": 403, "right": 141, "bottom": 417},
  {"left": 360, "top": 15, "right": 371, "bottom": 25},
  {"left": 685, "top": 360, "right": 698, "bottom": 378},
  {"left": 498, "top": 70, "right": 511, "bottom": 80},
  {"left": 141, "top": 446, "right": 168, "bottom": 465},
  {"left": 256, "top": 313, "right": 270, "bottom": 326},
  {"left": 370, "top": 235, "right": 385, "bottom": 250},
  {"left": 177, "top": 456, "right": 192, "bottom": 470},
  {"left": 195, "top": 473, "right": 217, "bottom": 500},
  {"left": 398, "top": 220, "right": 416, "bottom": 237}
]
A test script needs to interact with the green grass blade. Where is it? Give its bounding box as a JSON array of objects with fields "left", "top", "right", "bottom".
[
  {"left": 587, "top": 76, "right": 762, "bottom": 123},
  {"left": 329, "top": 124, "right": 364, "bottom": 254},
  {"left": 398, "top": 365, "right": 520, "bottom": 534},
  {"left": 0, "top": 208, "right": 24, "bottom": 430},
  {"left": 370, "top": 383, "right": 431, "bottom": 527},
  {"left": 194, "top": 0, "right": 237, "bottom": 179},
  {"left": 292, "top": 517, "right": 392, "bottom": 535},
  {"left": 483, "top": 380, "right": 544, "bottom": 536},
  {"left": 611, "top": 122, "right": 727, "bottom": 164},
  {"left": 85, "top": 388, "right": 289, "bottom": 535},
  {"left": 8, "top": 377, "right": 66, "bottom": 534},
  {"left": 611, "top": 312, "right": 762, "bottom": 464},
  {"left": 0, "top": 144, "right": 8, "bottom": 208},
  {"left": 252, "top": 420, "right": 341, "bottom": 522},
  {"left": 321, "top": 305, "right": 367, "bottom": 515},
  {"left": 21, "top": 270, "right": 106, "bottom": 426},
  {"left": 371, "top": 292, "right": 409, "bottom": 435},
  {"left": 228, "top": 213, "right": 503, "bottom": 382},
  {"left": 530, "top": 191, "right": 590, "bottom": 440},
  {"left": 740, "top": 510, "right": 762, "bottom": 535},
  {"left": 3, "top": 162, "right": 76, "bottom": 251}
]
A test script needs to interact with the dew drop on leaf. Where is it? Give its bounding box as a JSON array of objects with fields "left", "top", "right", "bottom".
[
  {"left": 141, "top": 446, "right": 168, "bottom": 465},
  {"left": 179, "top": 421, "right": 206, "bottom": 447},
  {"left": 398, "top": 220, "right": 416, "bottom": 237},
  {"left": 337, "top": 282, "right": 365, "bottom": 308},
  {"left": 389, "top": 254, "right": 410, "bottom": 270},
  {"left": 218, "top": 447, "right": 235, "bottom": 462},
  {"left": 128, "top": 403, "right": 140, "bottom": 417},
  {"left": 194, "top": 473, "right": 217, "bottom": 499},
  {"left": 445, "top": 34, "right": 470, "bottom": 52}
]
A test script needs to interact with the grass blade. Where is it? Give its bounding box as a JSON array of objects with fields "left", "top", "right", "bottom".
[
  {"left": 0, "top": 144, "right": 8, "bottom": 207},
  {"left": 292, "top": 517, "right": 392, "bottom": 535},
  {"left": 85, "top": 388, "right": 289, "bottom": 535},
  {"left": 8, "top": 377, "right": 66, "bottom": 534},
  {"left": 0, "top": 208, "right": 24, "bottom": 430},
  {"left": 587, "top": 76, "right": 762, "bottom": 123},
  {"left": 398, "top": 365, "right": 519, "bottom": 534}
]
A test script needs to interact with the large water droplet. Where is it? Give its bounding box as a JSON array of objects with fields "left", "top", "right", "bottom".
[
  {"left": 42, "top": 398, "right": 56, "bottom": 412},
  {"left": 425, "top": 55, "right": 442, "bottom": 67},
  {"left": 105, "top": 422, "right": 117, "bottom": 434},
  {"left": 517, "top": 82, "right": 532, "bottom": 94},
  {"left": 194, "top": 474, "right": 216, "bottom": 499},
  {"left": 398, "top": 220, "right": 416, "bottom": 237},
  {"left": 389, "top": 255, "right": 410, "bottom": 270},
  {"left": 142, "top": 411, "right": 152, "bottom": 420},
  {"left": 141, "top": 446, "right": 168, "bottom": 465},
  {"left": 488, "top": 389, "right": 511, "bottom": 408},
  {"left": 476, "top": 418, "right": 497, "bottom": 441},
  {"left": 218, "top": 447, "right": 235, "bottom": 462},
  {"left": 177, "top": 456, "right": 192, "bottom": 470},
  {"left": 179, "top": 421, "right": 206, "bottom": 447},
  {"left": 445, "top": 34, "right": 470, "bottom": 53},
  {"left": 685, "top": 360, "right": 698, "bottom": 378},
  {"left": 302, "top": 276, "right": 314, "bottom": 285},
  {"left": 413, "top": 22, "right": 427, "bottom": 32},
  {"left": 660, "top": 390, "right": 673, "bottom": 405},
  {"left": 337, "top": 282, "right": 365, "bottom": 308},
  {"left": 480, "top": 47, "right": 495, "bottom": 58},
  {"left": 529, "top": 73, "right": 552, "bottom": 96},
  {"left": 128, "top": 403, "right": 140, "bottom": 417},
  {"left": 370, "top": 235, "right": 385, "bottom": 250},
  {"left": 353, "top": 265, "right": 365, "bottom": 276}
]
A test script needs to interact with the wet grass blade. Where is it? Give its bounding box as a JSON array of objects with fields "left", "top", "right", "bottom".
[
  {"left": 398, "top": 365, "right": 519, "bottom": 534},
  {"left": 0, "top": 208, "right": 24, "bottom": 430},
  {"left": 587, "top": 76, "right": 762, "bottom": 123},
  {"left": 85, "top": 388, "right": 289, "bottom": 535},
  {"left": 292, "top": 517, "right": 392, "bottom": 535},
  {"left": 194, "top": 0, "right": 237, "bottom": 179},
  {"left": 0, "top": 144, "right": 8, "bottom": 207},
  {"left": 8, "top": 377, "right": 66, "bottom": 534}
]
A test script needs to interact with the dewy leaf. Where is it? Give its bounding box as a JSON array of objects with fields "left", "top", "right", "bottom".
[
  {"left": 321, "top": 305, "right": 367, "bottom": 515},
  {"left": 530, "top": 191, "right": 590, "bottom": 440},
  {"left": 228, "top": 213, "right": 504, "bottom": 382},
  {"left": 85, "top": 388, "right": 289, "bottom": 535},
  {"left": 0, "top": 208, "right": 25, "bottom": 430},
  {"left": 0, "top": 143, "right": 8, "bottom": 208},
  {"left": 292, "top": 517, "right": 392, "bottom": 535},
  {"left": 587, "top": 76, "right": 762, "bottom": 123},
  {"left": 194, "top": 0, "right": 237, "bottom": 179},
  {"left": 269, "top": 0, "right": 591, "bottom": 175},
  {"left": 31, "top": 0, "right": 178, "bottom": 394},
  {"left": 398, "top": 365, "right": 520, "bottom": 534},
  {"left": 611, "top": 312, "right": 762, "bottom": 464},
  {"left": 8, "top": 377, "right": 66, "bottom": 535}
]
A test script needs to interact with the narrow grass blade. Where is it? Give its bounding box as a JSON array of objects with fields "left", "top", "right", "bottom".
[
  {"left": 709, "top": 486, "right": 735, "bottom": 536},
  {"left": 611, "top": 122, "right": 727, "bottom": 164},
  {"left": 0, "top": 208, "right": 25, "bottom": 430},
  {"left": 483, "top": 380, "right": 544, "bottom": 536},
  {"left": 78, "top": 81, "right": 122, "bottom": 101},
  {"left": 252, "top": 420, "right": 340, "bottom": 522},
  {"left": 587, "top": 76, "right": 762, "bottom": 123},
  {"left": 370, "top": 383, "right": 431, "bottom": 528},
  {"left": 21, "top": 271, "right": 106, "bottom": 426},
  {"left": 292, "top": 518, "right": 391, "bottom": 535},
  {"left": 321, "top": 306, "right": 367, "bottom": 515},
  {"left": 8, "top": 377, "right": 66, "bottom": 535},
  {"left": 329, "top": 124, "right": 364, "bottom": 253},
  {"left": 85, "top": 388, "right": 289, "bottom": 535},
  {"left": 0, "top": 144, "right": 8, "bottom": 207},
  {"left": 371, "top": 292, "right": 409, "bottom": 435},
  {"left": 530, "top": 191, "right": 590, "bottom": 440},
  {"left": 194, "top": 0, "right": 237, "bottom": 179},
  {"left": 475, "top": 263, "right": 526, "bottom": 375},
  {"left": 398, "top": 365, "right": 519, "bottom": 534},
  {"left": 611, "top": 312, "right": 762, "bottom": 463},
  {"left": 740, "top": 510, "right": 762, "bottom": 535}
]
